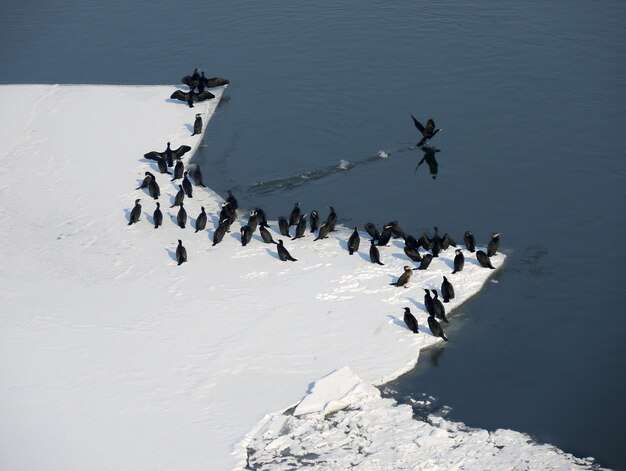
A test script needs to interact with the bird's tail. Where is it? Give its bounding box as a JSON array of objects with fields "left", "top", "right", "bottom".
[{"left": 376, "top": 261, "right": 384, "bottom": 266}]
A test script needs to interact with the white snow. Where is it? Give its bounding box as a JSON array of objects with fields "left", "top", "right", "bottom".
[{"left": 0, "top": 85, "right": 599, "bottom": 470}]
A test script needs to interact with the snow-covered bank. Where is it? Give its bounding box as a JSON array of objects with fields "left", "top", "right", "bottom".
[{"left": 0, "top": 85, "right": 596, "bottom": 470}]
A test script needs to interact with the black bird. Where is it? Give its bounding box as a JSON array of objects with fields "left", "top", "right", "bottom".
[
  {"left": 347, "top": 227, "right": 360, "bottom": 255},
  {"left": 277, "top": 240, "right": 297, "bottom": 261},
  {"left": 417, "top": 253, "right": 433, "bottom": 270},
  {"left": 255, "top": 207, "right": 270, "bottom": 228},
  {"left": 212, "top": 218, "right": 229, "bottom": 246},
  {"left": 149, "top": 155, "right": 171, "bottom": 174},
  {"left": 417, "top": 233, "right": 433, "bottom": 251},
  {"left": 404, "top": 235, "right": 420, "bottom": 251},
  {"left": 427, "top": 314, "right": 448, "bottom": 341},
  {"left": 247, "top": 210, "right": 259, "bottom": 233},
  {"left": 182, "top": 171, "right": 193, "bottom": 198},
  {"left": 278, "top": 217, "right": 290, "bottom": 237},
  {"left": 452, "top": 249, "right": 465, "bottom": 274},
  {"left": 388, "top": 221, "right": 408, "bottom": 240},
  {"left": 186, "top": 88, "right": 194, "bottom": 108},
  {"left": 377, "top": 224, "right": 394, "bottom": 246},
  {"left": 195, "top": 206, "right": 207, "bottom": 233},
  {"left": 292, "top": 215, "right": 307, "bottom": 240},
  {"left": 170, "top": 185, "right": 185, "bottom": 208},
  {"left": 136, "top": 172, "right": 153, "bottom": 190},
  {"left": 476, "top": 250, "right": 495, "bottom": 269},
  {"left": 191, "top": 113, "right": 203, "bottom": 136},
  {"left": 164, "top": 142, "right": 189, "bottom": 167},
  {"left": 128, "top": 199, "right": 141, "bottom": 225},
  {"left": 153, "top": 202, "right": 163, "bottom": 229},
  {"left": 226, "top": 190, "right": 238, "bottom": 211},
  {"left": 199, "top": 73, "right": 229, "bottom": 88},
  {"left": 487, "top": 232, "right": 501, "bottom": 257},
  {"left": 289, "top": 202, "right": 301, "bottom": 227},
  {"left": 211, "top": 218, "right": 230, "bottom": 247},
  {"left": 369, "top": 240, "right": 384, "bottom": 265},
  {"left": 314, "top": 222, "right": 330, "bottom": 241},
  {"left": 171, "top": 160, "right": 184, "bottom": 181},
  {"left": 218, "top": 202, "right": 235, "bottom": 232},
  {"left": 403, "top": 307, "right": 419, "bottom": 334},
  {"left": 326, "top": 206, "right": 337, "bottom": 232},
  {"left": 463, "top": 231, "right": 476, "bottom": 252},
  {"left": 431, "top": 289, "right": 449, "bottom": 323},
  {"left": 424, "top": 289, "right": 436, "bottom": 317},
  {"left": 170, "top": 89, "right": 215, "bottom": 106},
  {"left": 309, "top": 210, "right": 320, "bottom": 233},
  {"left": 176, "top": 239, "right": 187, "bottom": 266},
  {"left": 260, "top": 225, "right": 277, "bottom": 244},
  {"left": 404, "top": 245, "right": 422, "bottom": 262},
  {"left": 441, "top": 276, "right": 455, "bottom": 303},
  {"left": 177, "top": 202, "right": 187, "bottom": 229},
  {"left": 431, "top": 226, "right": 442, "bottom": 257},
  {"left": 181, "top": 68, "right": 199, "bottom": 88},
  {"left": 240, "top": 225, "right": 253, "bottom": 246},
  {"left": 148, "top": 177, "right": 160, "bottom": 200},
  {"left": 364, "top": 223, "right": 380, "bottom": 241},
  {"left": 193, "top": 166, "right": 206, "bottom": 187},
  {"left": 144, "top": 142, "right": 191, "bottom": 167},
  {"left": 390, "top": 266, "right": 413, "bottom": 288},
  {"left": 411, "top": 114, "right": 441, "bottom": 147},
  {"left": 181, "top": 70, "right": 229, "bottom": 89},
  {"left": 441, "top": 233, "right": 456, "bottom": 250}
]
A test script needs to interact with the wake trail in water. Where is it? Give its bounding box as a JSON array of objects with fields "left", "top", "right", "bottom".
[{"left": 248, "top": 145, "right": 416, "bottom": 196}]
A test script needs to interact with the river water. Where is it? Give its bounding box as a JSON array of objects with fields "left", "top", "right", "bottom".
[{"left": 2, "top": 1, "right": 625, "bottom": 468}]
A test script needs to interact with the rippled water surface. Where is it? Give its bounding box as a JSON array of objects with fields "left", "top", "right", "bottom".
[{"left": 2, "top": 1, "right": 626, "bottom": 468}]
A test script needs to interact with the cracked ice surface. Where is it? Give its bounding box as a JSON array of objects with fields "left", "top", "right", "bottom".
[{"left": 244, "top": 368, "right": 603, "bottom": 470}]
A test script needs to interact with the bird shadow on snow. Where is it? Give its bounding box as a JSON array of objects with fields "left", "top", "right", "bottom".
[
  {"left": 466, "top": 257, "right": 482, "bottom": 268},
  {"left": 335, "top": 236, "right": 350, "bottom": 253},
  {"left": 391, "top": 252, "right": 409, "bottom": 261},
  {"left": 184, "top": 123, "right": 194, "bottom": 134},
  {"left": 164, "top": 98, "right": 188, "bottom": 106},
  {"left": 387, "top": 314, "right": 407, "bottom": 330},
  {"left": 165, "top": 248, "right": 177, "bottom": 262},
  {"left": 264, "top": 248, "right": 281, "bottom": 261},
  {"left": 144, "top": 212, "right": 155, "bottom": 226},
  {"left": 438, "top": 257, "right": 454, "bottom": 271},
  {"left": 406, "top": 297, "right": 426, "bottom": 312},
  {"left": 357, "top": 251, "right": 370, "bottom": 263}
]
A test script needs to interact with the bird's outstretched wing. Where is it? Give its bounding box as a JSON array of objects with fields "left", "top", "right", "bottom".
[
  {"left": 144, "top": 151, "right": 164, "bottom": 161},
  {"left": 173, "top": 145, "right": 192, "bottom": 158},
  {"left": 195, "top": 91, "right": 215, "bottom": 102},
  {"left": 170, "top": 90, "right": 188, "bottom": 101},
  {"left": 181, "top": 75, "right": 194, "bottom": 87},
  {"left": 203, "top": 77, "right": 230, "bottom": 88},
  {"left": 411, "top": 114, "right": 425, "bottom": 134}
]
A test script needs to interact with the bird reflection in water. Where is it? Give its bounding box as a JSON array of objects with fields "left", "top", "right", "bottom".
[
  {"left": 415, "top": 146, "right": 441, "bottom": 179},
  {"left": 425, "top": 344, "right": 445, "bottom": 367}
]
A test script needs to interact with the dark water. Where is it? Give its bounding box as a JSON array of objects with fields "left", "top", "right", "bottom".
[{"left": 2, "top": 1, "right": 626, "bottom": 468}]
